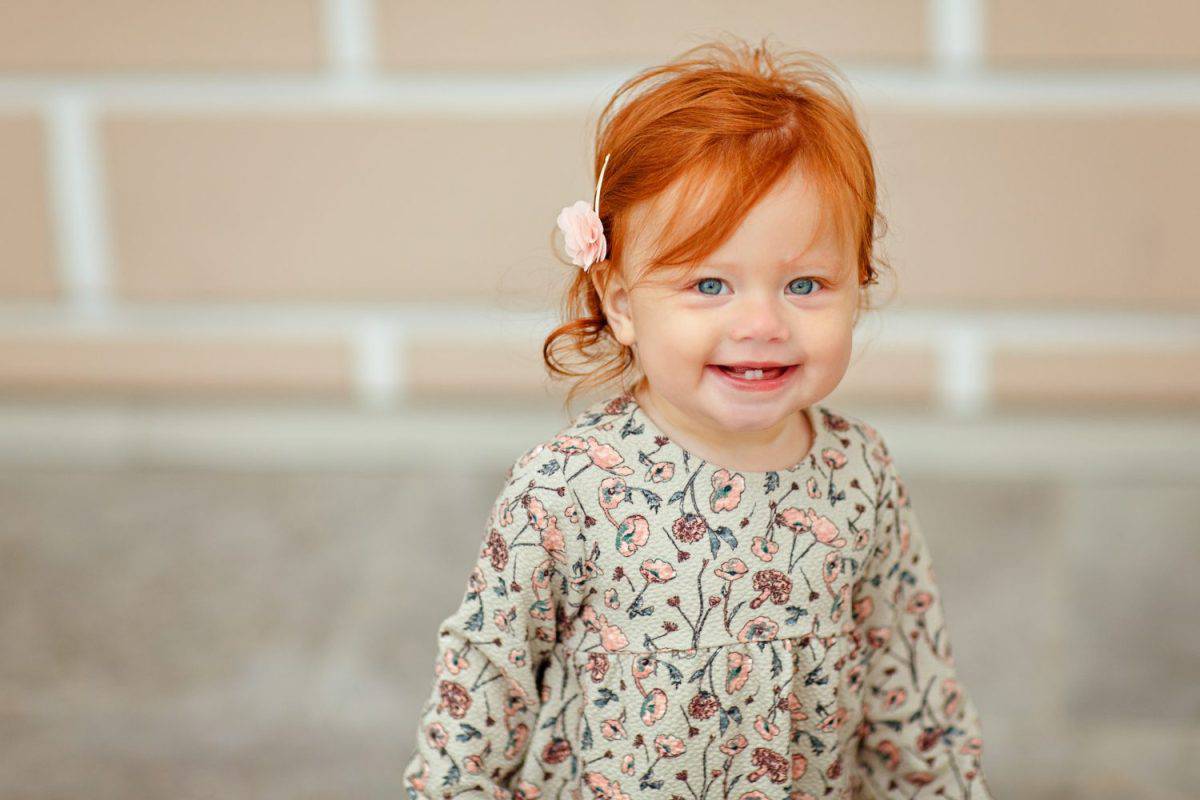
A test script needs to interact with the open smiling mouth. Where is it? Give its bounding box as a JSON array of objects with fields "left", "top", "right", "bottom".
[{"left": 707, "top": 364, "right": 798, "bottom": 391}]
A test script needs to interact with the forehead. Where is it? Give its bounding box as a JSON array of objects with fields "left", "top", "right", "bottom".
[{"left": 626, "top": 161, "right": 853, "bottom": 279}]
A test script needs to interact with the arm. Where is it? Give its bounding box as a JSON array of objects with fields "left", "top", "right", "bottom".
[
  {"left": 851, "top": 434, "right": 994, "bottom": 799},
  {"left": 401, "top": 443, "right": 581, "bottom": 799}
]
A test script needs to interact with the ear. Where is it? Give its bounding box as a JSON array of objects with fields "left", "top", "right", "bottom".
[{"left": 590, "top": 262, "right": 636, "bottom": 347}]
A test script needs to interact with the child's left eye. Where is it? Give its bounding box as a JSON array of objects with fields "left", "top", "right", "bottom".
[{"left": 787, "top": 278, "right": 821, "bottom": 296}]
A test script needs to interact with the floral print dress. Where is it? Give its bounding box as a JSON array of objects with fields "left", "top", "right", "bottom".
[{"left": 402, "top": 390, "right": 993, "bottom": 800}]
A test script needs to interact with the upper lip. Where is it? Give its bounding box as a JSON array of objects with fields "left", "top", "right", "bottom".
[{"left": 714, "top": 361, "right": 793, "bottom": 368}]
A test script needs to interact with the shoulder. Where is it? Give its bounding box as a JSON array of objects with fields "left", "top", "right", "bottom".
[
  {"left": 811, "top": 401, "right": 899, "bottom": 495},
  {"left": 812, "top": 401, "right": 889, "bottom": 460}
]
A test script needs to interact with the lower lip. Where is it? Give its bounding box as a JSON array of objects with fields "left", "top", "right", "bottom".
[{"left": 707, "top": 364, "right": 798, "bottom": 392}]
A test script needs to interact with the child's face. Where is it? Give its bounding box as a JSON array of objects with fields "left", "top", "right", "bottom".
[{"left": 595, "top": 165, "right": 859, "bottom": 448}]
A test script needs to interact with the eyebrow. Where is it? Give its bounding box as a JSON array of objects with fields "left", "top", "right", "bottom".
[{"left": 701, "top": 256, "right": 840, "bottom": 275}]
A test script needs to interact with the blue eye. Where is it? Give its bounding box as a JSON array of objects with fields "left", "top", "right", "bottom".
[
  {"left": 788, "top": 278, "right": 820, "bottom": 296},
  {"left": 690, "top": 276, "right": 823, "bottom": 296}
]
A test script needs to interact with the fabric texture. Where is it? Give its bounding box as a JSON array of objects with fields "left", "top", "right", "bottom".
[{"left": 401, "top": 390, "right": 994, "bottom": 799}]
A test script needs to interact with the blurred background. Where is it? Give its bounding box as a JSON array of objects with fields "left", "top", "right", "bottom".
[{"left": 0, "top": 1, "right": 1198, "bottom": 798}]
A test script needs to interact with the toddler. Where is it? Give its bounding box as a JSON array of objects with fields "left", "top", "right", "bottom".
[{"left": 402, "top": 36, "right": 993, "bottom": 800}]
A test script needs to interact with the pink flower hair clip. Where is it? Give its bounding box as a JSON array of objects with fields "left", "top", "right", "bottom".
[{"left": 556, "top": 152, "right": 611, "bottom": 272}]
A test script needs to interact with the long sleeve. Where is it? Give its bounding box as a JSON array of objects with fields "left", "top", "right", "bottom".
[
  {"left": 851, "top": 434, "right": 994, "bottom": 799},
  {"left": 401, "top": 443, "right": 581, "bottom": 799}
]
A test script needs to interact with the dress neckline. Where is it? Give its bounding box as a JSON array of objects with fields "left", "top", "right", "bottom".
[{"left": 616, "top": 389, "right": 829, "bottom": 477}]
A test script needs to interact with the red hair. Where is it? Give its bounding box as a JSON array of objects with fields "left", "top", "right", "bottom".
[{"left": 543, "top": 34, "right": 891, "bottom": 410}]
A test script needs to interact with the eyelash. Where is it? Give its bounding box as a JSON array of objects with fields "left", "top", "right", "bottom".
[{"left": 691, "top": 277, "right": 824, "bottom": 297}]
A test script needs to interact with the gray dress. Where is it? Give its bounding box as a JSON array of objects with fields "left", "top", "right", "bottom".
[{"left": 401, "top": 390, "right": 994, "bottom": 799}]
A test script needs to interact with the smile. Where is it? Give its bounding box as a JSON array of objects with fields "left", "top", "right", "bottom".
[{"left": 708, "top": 364, "right": 798, "bottom": 392}]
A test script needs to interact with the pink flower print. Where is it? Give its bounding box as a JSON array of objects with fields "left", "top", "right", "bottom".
[
  {"left": 883, "top": 687, "right": 907, "bottom": 711},
  {"left": 805, "top": 476, "right": 821, "bottom": 498},
  {"left": 620, "top": 753, "right": 635, "bottom": 775},
  {"left": 737, "top": 615, "right": 780, "bottom": 643},
  {"left": 598, "top": 476, "right": 628, "bottom": 510},
  {"left": 442, "top": 647, "right": 469, "bottom": 675},
  {"left": 599, "top": 616, "right": 629, "bottom": 652},
  {"left": 541, "top": 516, "right": 567, "bottom": 563},
  {"left": 639, "top": 558, "right": 676, "bottom": 583},
  {"left": 672, "top": 512, "right": 706, "bottom": 544},
  {"left": 584, "top": 772, "right": 632, "bottom": 800},
  {"left": 725, "top": 650, "right": 753, "bottom": 693},
  {"left": 874, "top": 739, "right": 902, "bottom": 770},
  {"left": 565, "top": 502, "right": 580, "bottom": 524},
  {"left": 466, "top": 564, "right": 486, "bottom": 594},
  {"left": 870, "top": 442, "right": 892, "bottom": 468},
  {"left": 604, "top": 587, "right": 620, "bottom": 609},
  {"left": 846, "top": 663, "right": 866, "bottom": 694},
  {"left": 783, "top": 691, "right": 810, "bottom": 723},
  {"left": 688, "top": 691, "right": 720, "bottom": 719},
  {"left": 714, "top": 557, "right": 748, "bottom": 581},
  {"left": 754, "top": 714, "right": 780, "bottom": 740},
  {"left": 493, "top": 608, "right": 509, "bottom": 631},
  {"left": 632, "top": 653, "right": 658, "bottom": 679},
  {"left": 640, "top": 687, "right": 668, "bottom": 725},
  {"left": 710, "top": 469, "right": 745, "bottom": 512},
  {"left": 822, "top": 550, "right": 842, "bottom": 586},
  {"left": 524, "top": 495, "right": 549, "bottom": 529},
  {"left": 908, "top": 590, "right": 934, "bottom": 614},
  {"left": 791, "top": 752, "right": 809, "bottom": 780},
  {"left": 751, "top": 535, "right": 779, "bottom": 562},
  {"left": 821, "top": 447, "right": 847, "bottom": 471},
  {"left": 587, "top": 436, "right": 634, "bottom": 475},
  {"left": 851, "top": 594, "right": 874, "bottom": 627},
  {"left": 550, "top": 433, "right": 588, "bottom": 459},
  {"left": 586, "top": 652, "right": 609, "bottom": 683},
  {"left": 899, "top": 518, "right": 912, "bottom": 555},
  {"left": 580, "top": 604, "right": 598, "bottom": 627},
  {"left": 653, "top": 733, "right": 686, "bottom": 757},
  {"left": 749, "top": 569, "right": 792, "bottom": 609},
  {"left": 504, "top": 722, "right": 530, "bottom": 760},
  {"left": 437, "top": 679, "right": 471, "bottom": 718},
  {"left": 508, "top": 647, "right": 527, "bottom": 670},
  {"left": 817, "top": 706, "right": 847, "bottom": 734},
  {"left": 647, "top": 460, "right": 674, "bottom": 482},
  {"left": 720, "top": 734, "right": 749, "bottom": 757},
  {"left": 942, "top": 677, "right": 962, "bottom": 717},
  {"left": 426, "top": 721, "right": 449, "bottom": 749},
  {"left": 778, "top": 507, "right": 846, "bottom": 548},
  {"left": 866, "top": 625, "right": 892, "bottom": 649},
  {"left": 614, "top": 514, "right": 650, "bottom": 556},
  {"left": 514, "top": 778, "right": 541, "bottom": 798},
  {"left": 601, "top": 717, "right": 628, "bottom": 740},
  {"left": 482, "top": 528, "right": 508, "bottom": 571},
  {"left": 748, "top": 747, "right": 789, "bottom": 783},
  {"left": 516, "top": 442, "right": 546, "bottom": 467},
  {"left": 961, "top": 736, "right": 984, "bottom": 757},
  {"left": 463, "top": 754, "right": 483, "bottom": 775}
]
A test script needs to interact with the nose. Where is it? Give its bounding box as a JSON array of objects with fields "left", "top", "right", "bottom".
[{"left": 728, "top": 292, "right": 791, "bottom": 342}]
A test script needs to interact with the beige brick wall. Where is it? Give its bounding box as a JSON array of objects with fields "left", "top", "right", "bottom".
[{"left": 0, "top": 2, "right": 1196, "bottom": 413}]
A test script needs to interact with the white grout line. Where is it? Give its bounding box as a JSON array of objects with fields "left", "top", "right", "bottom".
[
  {"left": 0, "top": 303, "right": 1197, "bottom": 348},
  {"left": 938, "top": 327, "right": 990, "bottom": 416},
  {"left": 931, "top": 0, "right": 985, "bottom": 73},
  {"left": 44, "top": 94, "right": 113, "bottom": 318},
  {"left": 1, "top": 68, "right": 1200, "bottom": 111},
  {"left": 322, "top": 0, "right": 375, "bottom": 79},
  {"left": 352, "top": 316, "right": 399, "bottom": 409}
]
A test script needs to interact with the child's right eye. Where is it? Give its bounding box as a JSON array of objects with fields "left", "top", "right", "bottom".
[{"left": 694, "top": 277, "right": 726, "bottom": 295}]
